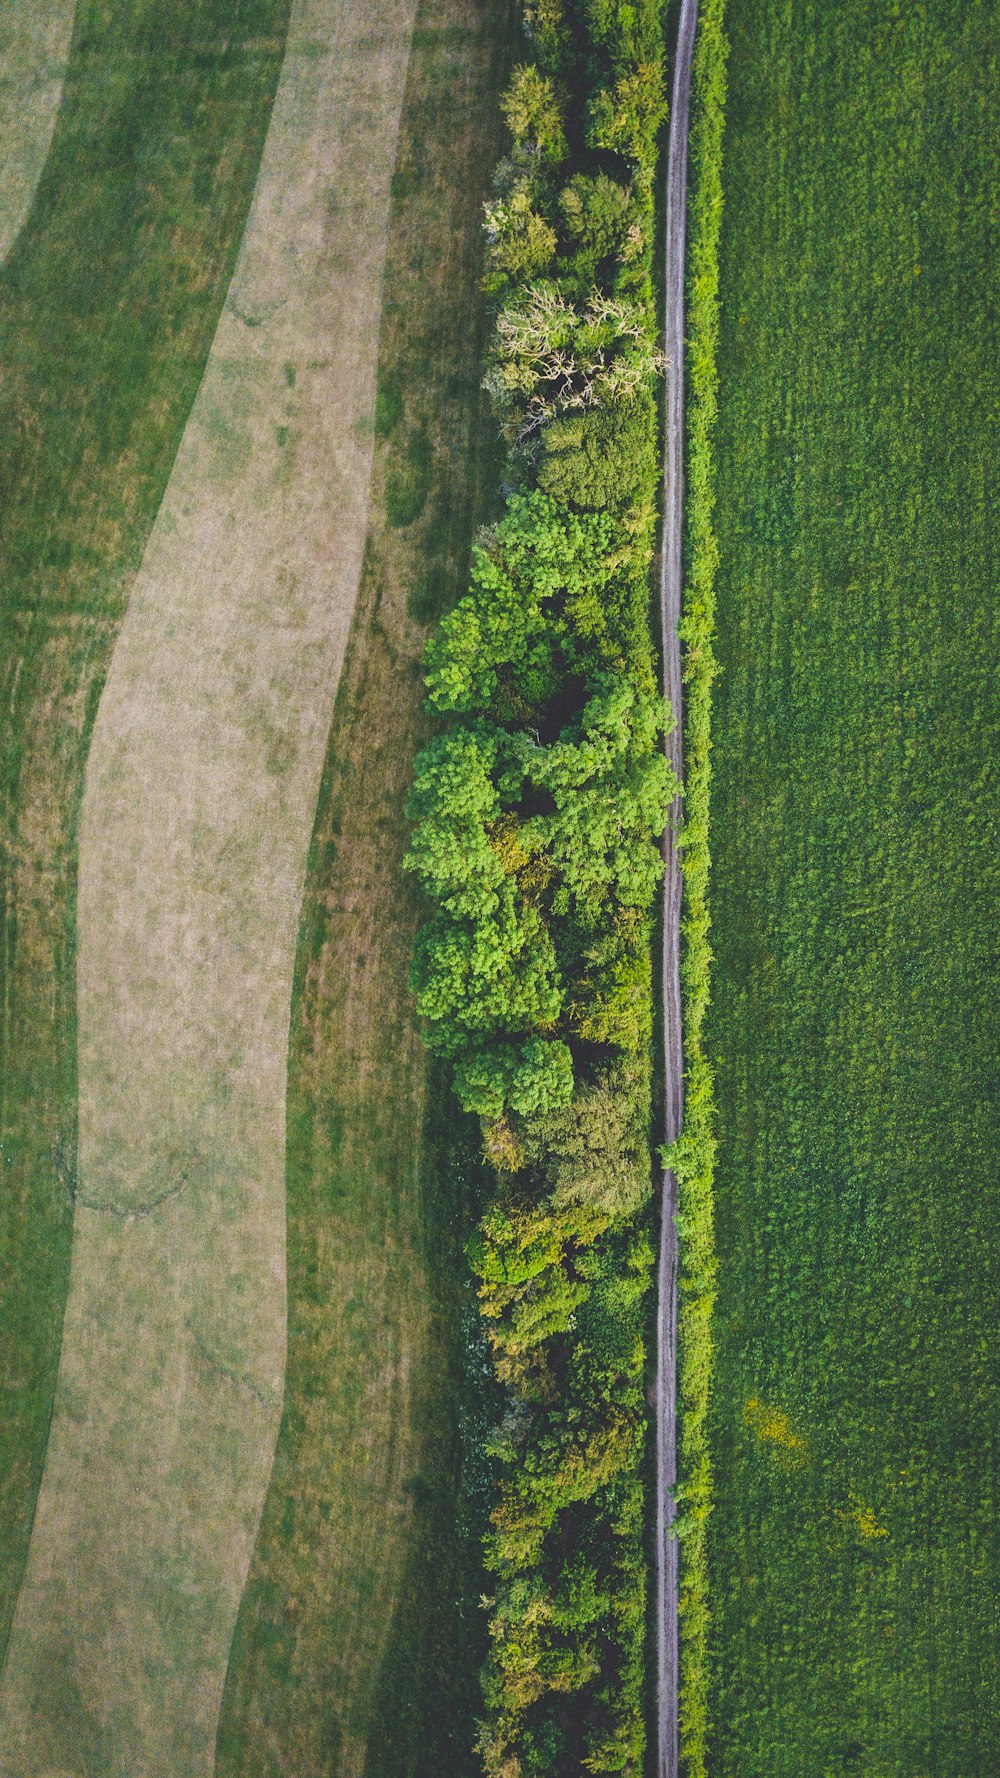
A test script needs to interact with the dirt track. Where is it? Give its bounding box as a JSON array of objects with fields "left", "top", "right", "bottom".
[{"left": 657, "top": 3, "right": 699, "bottom": 1776}]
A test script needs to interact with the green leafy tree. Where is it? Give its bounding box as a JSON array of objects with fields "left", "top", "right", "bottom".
[
  {"left": 484, "top": 185, "right": 558, "bottom": 297},
  {"left": 423, "top": 492, "right": 615, "bottom": 718},
  {"left": 409, "top": 890, "right": 563, "bottom": 1056},
  {"left": 501, "top": 64, "right": 569, "bottom": 164},
  {"left": 535, "top": 398, "right": 656, "bottom": 510},
  {"left": 522, "top": 0, "right": 573, "bottom": 73},
  {"left": 558, "top": 172, "right": 637, "bottom": 288},
  {"left": 522, "top": 1063, "right": 653, "bottom": 1225},
  {"left": 587, "top": 63, "right": 667, "bottom": 167},
  {"left": 513, "top": 680, "right": 676, "bottom": 918},
  {"left": 404, "top": 724, "right": 505, "bottom": 916},
  {"left": 566, "top": 907, "right": 653, "bottom": 1051},
  {"left": 454, "top": 1036, "right": 574, "bottom": 1122},
  {"left": 551, "top": 1558, "right": 610, "bottom": 1629}
]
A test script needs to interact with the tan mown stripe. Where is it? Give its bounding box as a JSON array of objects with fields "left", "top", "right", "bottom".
[
  {"left": 0, "top": 1, "right": 417, "bottom": 1772},
  {"left": 214, "top": 6, "right": 513, "bottom": 1767},
  {"left": 0, "top": 1, "right": 76, "bottom": 264}
]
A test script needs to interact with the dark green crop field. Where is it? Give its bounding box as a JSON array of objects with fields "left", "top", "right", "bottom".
[{"left": 706, "top": 2, "right": 998, "bottom": 1773}]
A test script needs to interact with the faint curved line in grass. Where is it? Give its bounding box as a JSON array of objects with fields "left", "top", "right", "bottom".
[{"left": 0, "top": 0, "right": 77, "bottom": 265}]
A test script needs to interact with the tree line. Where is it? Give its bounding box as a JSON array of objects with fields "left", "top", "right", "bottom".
[{"left": 405, "top": 2, "right": 678, "bottom": 1772}]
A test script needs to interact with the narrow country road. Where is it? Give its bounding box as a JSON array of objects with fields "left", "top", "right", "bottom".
[{"left": 657, "top": 3, "right": 699, "bottom": 1777}]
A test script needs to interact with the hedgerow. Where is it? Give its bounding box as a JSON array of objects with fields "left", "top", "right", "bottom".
[{"left": 404, "top": 2, "right": 670, "bottom": 1770}]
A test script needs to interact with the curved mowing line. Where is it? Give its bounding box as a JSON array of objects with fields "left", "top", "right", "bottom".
[
  {"left": 0, "top": 1, "right": 418, "bottom": 1772},
  {"left": 0, "top": 0, "right": 77, "bottom": 264}
]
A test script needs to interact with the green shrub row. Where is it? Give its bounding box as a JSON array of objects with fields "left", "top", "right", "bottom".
[
  {"left": 671, "top": 3, "right": 727, "bottom": 1773},
  {"left": 404, "top": 3, "right": 671, "bottom": 1771}
]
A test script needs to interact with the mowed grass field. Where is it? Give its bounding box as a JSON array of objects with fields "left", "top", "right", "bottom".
[
  {"left": 706, "top": 2, "right": 998, "bottom": 1773},
  {"left": 0, "top": 0, "right": 520, "bottom": 1768},
  {"left": 0, "top": 0, "right": 293, "bottom": 1661},
  {"left": 215, "top": 4, "right": 512, "bottom": 1774},
  {"left": 1, "top": 0, "right": 430, "bottom": 1765}
]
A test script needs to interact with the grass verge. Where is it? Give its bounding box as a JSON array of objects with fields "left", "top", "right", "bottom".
[{"left": 707, "top": 1, "right": 999, "bottom": 1770}]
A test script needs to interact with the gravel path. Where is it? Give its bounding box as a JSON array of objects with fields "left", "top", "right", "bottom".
[{"left": 657, "top": 3, "right": 699, "bottom": 1775}]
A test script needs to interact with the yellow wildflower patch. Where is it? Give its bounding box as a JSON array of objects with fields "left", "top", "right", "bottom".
[
  {"left": 847, "top": 1494, "right": 888, "bottom": 1541},
  {"left": 743, "top": 1395, "right": 810, "bottom": 1465}
]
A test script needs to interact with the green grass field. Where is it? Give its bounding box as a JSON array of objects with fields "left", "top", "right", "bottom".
[
  {"left": 0, "top": 0, "right": 292, "bottom": 1661},
  {"left": 706, "top": 2, "right": 999, "bottom": 1771},
  {"left": 214, "top": 5, "right": 512, "bottom": 1772}
]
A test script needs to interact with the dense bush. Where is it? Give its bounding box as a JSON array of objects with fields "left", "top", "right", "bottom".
[{"left": 406, "top": 1, "right": 671, "bottom": 1772}]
